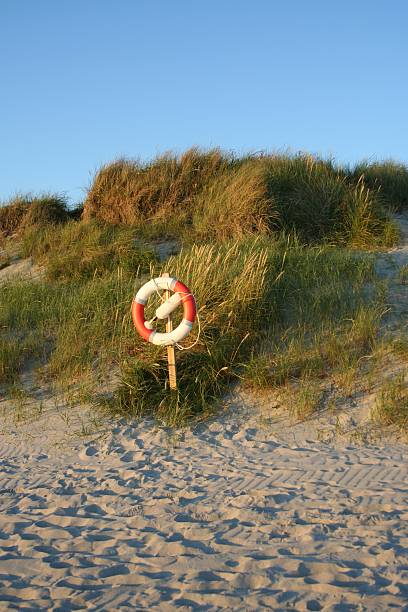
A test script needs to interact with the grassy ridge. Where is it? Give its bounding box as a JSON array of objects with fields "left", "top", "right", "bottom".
[
  {"left": 0, "top": 194, "right": 70, "bottom": 236},
  {"left": 2, "top": 151, "right": 406, "bottom": 248},
  {"left": 1, "top": 149, "right": 407, "bottom": 428},
  {"left": 82, "top": 150, "right": 401, "bottom": 247}
]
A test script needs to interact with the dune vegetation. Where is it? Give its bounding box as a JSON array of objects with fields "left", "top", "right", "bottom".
[
  {"left": 83, "top": 149, "right": 400, "bottom": 246},
  {"left": 1, "top": 149, "right": 408, "bottom": 428}
]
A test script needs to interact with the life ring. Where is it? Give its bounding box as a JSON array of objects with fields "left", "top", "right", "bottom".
[{"left": 132, "top": 276, "right": 196, "bottom": 346}]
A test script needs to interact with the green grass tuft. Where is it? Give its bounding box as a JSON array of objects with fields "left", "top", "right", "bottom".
[
  {"left": 374, "top": 373, "right": 408, "bottom": 431},
  {"left": 21, "top": 220, "right": 158, "bottom": 281},
  {"left": 351, "top": 159, "right": 408, "bottom": 212}
]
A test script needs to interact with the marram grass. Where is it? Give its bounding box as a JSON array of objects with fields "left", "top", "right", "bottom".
[
  {"left": 82, "top": 149, "right": 401, "bottom": 248},
  {"left": 0, "top": 238, "right": 387, "bottom": 426},
  {"left": 115, "top": 240, "right": 382, "bottom": 425},
  {"left": 374, "top": 373, "right": 408, "bottom": 431},
  {"left": 21, "top": 220, "right": 158, "bottom": 281},
  {"left": 1, "top": 148, "right": 408, "bottom": 427}
]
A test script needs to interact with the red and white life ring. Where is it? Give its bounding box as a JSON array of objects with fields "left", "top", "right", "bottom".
[{"left": 132, "top": 277, "right": 196, "bottom": 346}]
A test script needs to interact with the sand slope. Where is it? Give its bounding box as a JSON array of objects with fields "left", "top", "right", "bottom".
[{"left": 0, "top": 256, "right": 43, "bottom": 285}]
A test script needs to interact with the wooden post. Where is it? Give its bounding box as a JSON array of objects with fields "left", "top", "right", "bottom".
[{"left": 163, "top": 272, "right": 177, "bottom": 390}]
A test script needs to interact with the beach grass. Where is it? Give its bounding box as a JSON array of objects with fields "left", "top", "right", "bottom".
[
  {"left": 1, "top": 149, "right": 407, "bottom": 427},
  {"left": 0, "top": 193, "right": 69, "bottom": 237},
  {"left": 21, "top": 220, "right": 158, "bottom": 281},
  {"left": 374, "top": 372, "right": 408, "bottom": 431},
  {"left": 83, "top": 150, "right": 399, "bottom": 248},
  {"left": 0, "top": 237, "right": 380, "bottom": 425},
  {"left": 351, "top": 159, "right": 408, "bottom": 213}
]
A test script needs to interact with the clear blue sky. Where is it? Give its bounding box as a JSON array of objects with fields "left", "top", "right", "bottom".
[{"left": 1, "top": 0, "right": 407, "bottom": 205}]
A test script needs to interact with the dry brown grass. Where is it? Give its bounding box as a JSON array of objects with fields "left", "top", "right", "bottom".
[
  {"left": 83, "top": 149, "right": 399, "bottom": 247},
  {"left": 0, "top": 196, "right": 30, "bottom": 236},
  {"left": 192, "top": 161, "right": 275, "bottom": 240},
  {"left": 83, "top": 148, "right": 232, "bottom": 225},
  {"left": 0, "top": 194, "right": 69, "bottom": 237}
]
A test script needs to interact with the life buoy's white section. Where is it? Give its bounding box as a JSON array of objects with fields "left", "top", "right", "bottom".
[
  {"left": 150, "top": 320, "right": 193, "bottom": 346},
  {"left": 155, "top": 292, "right": 183, "bottom": 319},
  {"left": 135, "top": 276, "right": 177, "bottom": 305}
]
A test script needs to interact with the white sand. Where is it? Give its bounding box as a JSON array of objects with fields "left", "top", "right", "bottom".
[
  {"left": 0, "top": 256, "right": 43, "bottom": 284},
  {"left": 1, "top": 217, "right": 408, "bottom": 610},
  {"left": 0, "top": 395, "right": 407, "bottom": 611}
]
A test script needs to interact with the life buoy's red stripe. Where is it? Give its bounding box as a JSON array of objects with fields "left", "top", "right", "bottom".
[
  {"left": 174, "top": 280, "right": 196, "bottom": 323},
  {"left": 131, "top": 301, "right": 151, "bottom": 341}
]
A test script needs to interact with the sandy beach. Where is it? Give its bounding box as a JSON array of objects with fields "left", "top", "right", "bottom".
[{"left": 0, "top": 389, "right": 407, "bottom": 611}]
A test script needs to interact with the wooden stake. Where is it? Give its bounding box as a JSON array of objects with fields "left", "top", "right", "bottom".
[{"left": 163, "top": 272, "right": 177, "bottom": 390}]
